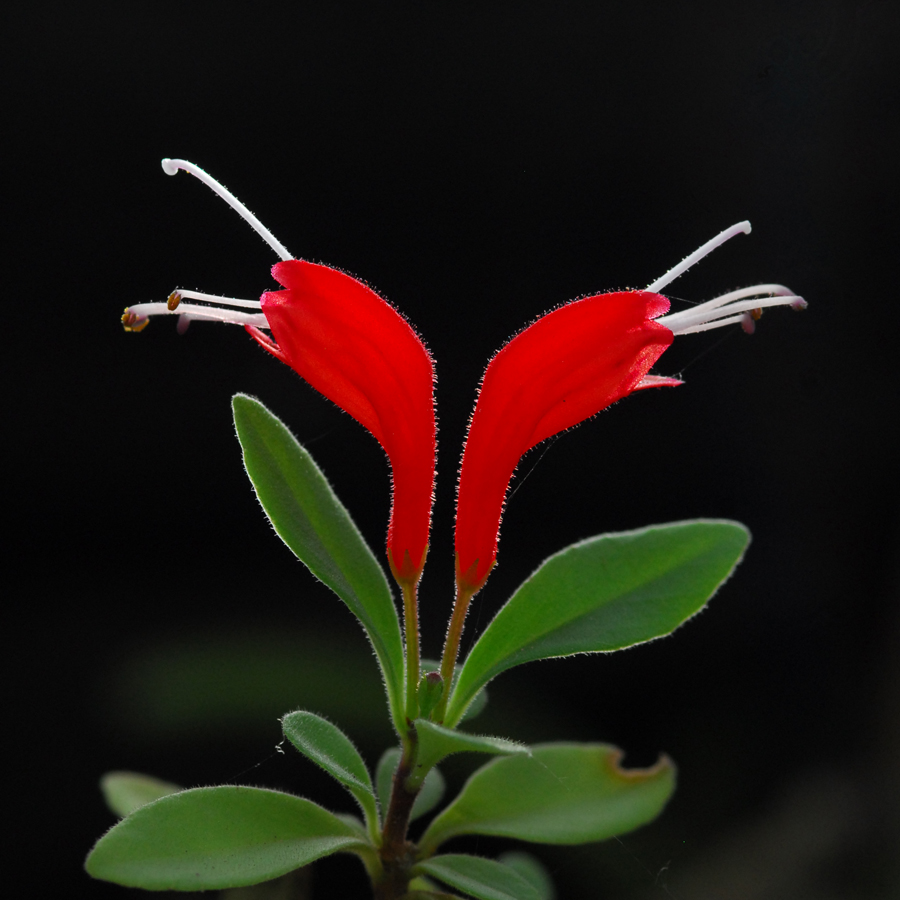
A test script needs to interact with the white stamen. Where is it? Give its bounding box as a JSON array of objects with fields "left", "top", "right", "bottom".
[
  {"left": 161, "top": 158, "right": 293, "bottom": 261},
  {"left": 175, "top": 289, "right": 262, "bottom": 310},
  {"left": 670, "top": 283, "right": 796, "bottom": 317},
  {"left": 124, "top": 301, "right": 269, "bottom": 328},
  {"left": 646, "top": 221, "right": 752, "bottom": 293},
  {"left": 658, "top": 291, "right": 806, "bottom": 335},
  {"left": 669, "top": 313, "right": 749, "bottom": 335}
]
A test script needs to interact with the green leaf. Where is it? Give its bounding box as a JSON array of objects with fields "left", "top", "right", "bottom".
[
  {"left": 411, "top": 720, "right": 529, "bottom": 786},
  {"left": 410, "top": 766, "right": 446, "bottom": 822},
  {"left": 100, "top": 771, "right": 181, "bottom": 818},
  {"left": 414, "top": 854, "right": 541, "bottom": 900},
  {"left": 375, "top": 747, "right": 399, "bottom": 815},
  {"left": 496, "top": 853, "right": 555, "bottom": 900},
  {"left": 281, "top": 711, "right": 378, "bottom": 834},
  {"left": 459, "top": 684, "right": 488, "bottom": 722},
  {"left": 375, "top": 747, "right": 446, "bottom": 822},
  {"left": 406, "top": 892, "right": 464, "bottom": 900},
  {"left": 232, "top": 394, "right": 405, "bottom": 733},
  {"left": 419, "top": 743, "right": 675, "bottom": 854},
  {"left": 86, "top": 785, "right": 364, "bottom": 890},
  {"left": 446, "top": 520, "right": 749, "bottom": 725}
]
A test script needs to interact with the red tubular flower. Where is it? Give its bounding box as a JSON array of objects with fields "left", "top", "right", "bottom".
[
  {"left": 247, "top": 260, "right": 436, "bottom": 584},
  {"left": 122, "top": 159, "right": 436, "bottom": 586},
  {"left": 452, "top": 221, "right": 807, "bottom": 595},
  {"left": 455, "top": 291, "right": 679, "bottom": 593}
]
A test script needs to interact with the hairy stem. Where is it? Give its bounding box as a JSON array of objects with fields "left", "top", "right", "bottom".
[
  {"left": 434, "top": 583, "right": 476, "bottom": 724},
  {"left": 373, "top": 730, "right": 421, "bottom": 899},
  {"left": 402, "top": 581, "right": 420, "bottom": 720}
]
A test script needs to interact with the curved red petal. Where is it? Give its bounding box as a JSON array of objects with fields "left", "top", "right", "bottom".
[
  {"left": 260, "top": 260, "right": 436, "bottom": 583},
  {"left": 455, "top": 290, "right": 675, "bottom": 591}
]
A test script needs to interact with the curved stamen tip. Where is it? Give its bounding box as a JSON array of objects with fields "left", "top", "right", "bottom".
[
  {"left": 741, "top": 313, "right": 757, "bottom": 335},
  {"left": 157, "top": 157, "right": 292, "bottom": 260},
  {"left": 791, "top": 296, "right": 808, "bottom": 311},
  {"left": 646, "top": 221, "right": 753, "bottom": 294}
]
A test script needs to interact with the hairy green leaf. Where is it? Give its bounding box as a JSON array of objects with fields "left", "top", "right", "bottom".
[
  {"left": 447, "top": 520, "right": 749, "bottom": 725},
  {"left": 419, "top": 743, "right": 675, "bottom": 853},
  {"left": 414, "top": 854, "right": 541, "bottom": 900},
  {"left": 282, "top": 711, "right": 378, "bottom": 833},
  {"left": 86, "top": 786, "right": 364, "bottom": 890},
  {"left": 100, "top": 772, "right": 181, "bottom": 818},
  {"left": 232, "top": 394, "right": 405, "bottom": 733},
  {"left": 411, "top": 720, "right": 528, "bottom": 786},
  {"left": 496, "top": 853, "right": 555, "bottom": 900}
]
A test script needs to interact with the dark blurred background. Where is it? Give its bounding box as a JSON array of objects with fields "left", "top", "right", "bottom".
[{"left": 5, "top": 1, "right": 899, "bottom": 897}]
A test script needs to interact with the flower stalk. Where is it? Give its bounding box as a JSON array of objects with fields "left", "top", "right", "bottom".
[
  {"left": 434, "top": 581, "right": 478, "bottom": 724},
  {"left": 402, "top": 581, "right": 421, "bottom": 721}
]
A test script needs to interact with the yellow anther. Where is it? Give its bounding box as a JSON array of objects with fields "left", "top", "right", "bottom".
[
  {"left": 750, "top": 307, "right": 763, "bottom": 321},
  {"left": 121, "top": 309, "right": 149, "bottom": 333},
  {"left": 167, "top": 291, "right": 182, "bottom": 311}
]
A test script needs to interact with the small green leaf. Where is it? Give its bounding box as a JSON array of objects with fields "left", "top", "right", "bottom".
[
  {"left": 100, "top": 772, "right": 181, "bottom": 818},
  {"left": 496, "top": 853, "right": 555, "bottom": 900},
  {"left": 375, "top": 747, "right": 398, "bottom": 815},
  {"left": 410, "top": 767, "right": 446, "bottom": 822},
  {"left": 414, "top": 854, "right": 541, "bottom": 900},
  {"left": 447, "top": 520, "right": 749, "bottom": 725},
  {"left": 419, "top": 743, "right": 675, "bottom": 854},
  {"left": 281, "top": 711, "right": 378, "bottom": 834},
  {"left": 375, "top": 747, "right": 446, "bottom": 822},
  {"left": 412, "top": 720, "right": 529, "bottom": 785},
  {"left": 417, "top": 671, "right": 446, "bottom": 720},
  {"left": 232, "top": 394, "right": 405, "bottom": 733},
  {"left": 86, "top": 785, "right": 363, "bottom": 890}
]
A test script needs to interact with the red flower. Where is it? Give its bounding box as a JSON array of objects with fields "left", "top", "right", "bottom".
[
  {"left": 124, "top": 163, "right": 805, "bottom": 604},
  {"left": 455, "top": 291, "right": 679, "bottom": 593},
  {"left": 247, "top": 260, "right": 436, "bottom": 584},
  {"left": 122, "top": 160, "right": 436, "bottom": 586}
]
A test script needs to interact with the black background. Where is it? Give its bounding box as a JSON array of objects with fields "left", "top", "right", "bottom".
[{"left": 5, "top": 1, "right": 900, "bottom": 897}]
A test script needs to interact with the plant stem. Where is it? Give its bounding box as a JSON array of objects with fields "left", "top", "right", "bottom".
[
  {"left": 434, "top": 583, "right": 475, "bottom": 724},
  {"left": 402, "top": 580, "right": 420, "bottom": 720},
  {"left": 373, "top": 730, "right": 421, "bottom": 899}
]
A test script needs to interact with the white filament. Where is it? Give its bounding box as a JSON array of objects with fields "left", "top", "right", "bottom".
[
  {"left": 125, "top": 301, "right": 269, "bottom": 328},
  {"left": 646, "top": 221, "right": 752, "bottom": 293},
  {"left": 670, "top": 313, "right": 748, "bottom": 335},
  {"left": 657, "top": 289, "right": 806, "bottom": 335},
  {"left": 175, "top": 289, "right": 262, "bottom": 310},
  {"left": 161, "top": 158, "right": 292, "bottom": 261},
  {"left": 667, "top": 283, "right": 795, "bottom": 317}
]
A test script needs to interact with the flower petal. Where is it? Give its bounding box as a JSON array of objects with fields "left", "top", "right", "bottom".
[
  {"left": 455, "top": 291, "right": 675, "bottom": 591},
  {"left": 247, "top": 260, "right": 436, "bottom": 584}
]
